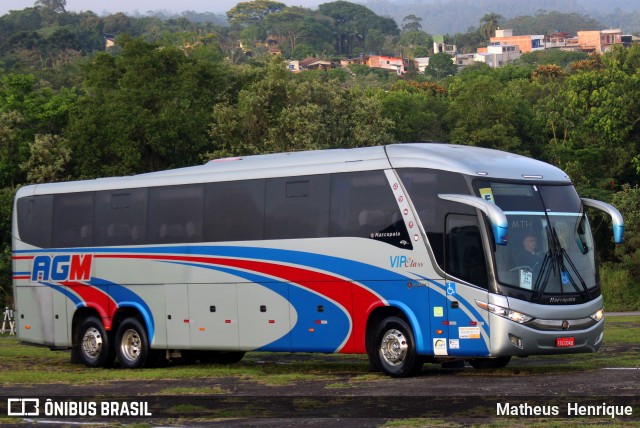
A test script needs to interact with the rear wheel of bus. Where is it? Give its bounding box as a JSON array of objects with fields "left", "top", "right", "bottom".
[
  {"left": 115, "top": 318, "right": 151, "bottom": 369},
  {"left": 373, "top": 316, "right": 424, "bottom": 377},
  {"left": 76, "top": 316, "right": 115, "bottom": 368}
]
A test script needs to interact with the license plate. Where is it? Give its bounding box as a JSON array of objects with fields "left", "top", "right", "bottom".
[{"left": 556, "top": 337, "right": 575, "bottom": 347}]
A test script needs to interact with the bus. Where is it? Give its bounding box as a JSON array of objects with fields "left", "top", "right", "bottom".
[{"left": 11, "top": 143, "right": 624, "bottom": 377}]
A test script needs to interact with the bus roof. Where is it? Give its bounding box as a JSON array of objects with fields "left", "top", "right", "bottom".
[{"left": 16, "top": 143, "right": 570, "bottom": 197}]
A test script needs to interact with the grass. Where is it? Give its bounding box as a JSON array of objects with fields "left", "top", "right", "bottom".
[
  {"left": 600, "top": 264, "right": 640, "bottom": 311},
  {"left": 0, "top": 317, "right": 638, "bottom": 385},
  {"left": 1, "top": 321, "right": 638, "bottom": 428}
]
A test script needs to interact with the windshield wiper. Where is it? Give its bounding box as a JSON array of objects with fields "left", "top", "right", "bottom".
[
  {"left": 533, "top": 226, "right": 590, "bottom": 301},
  {"left": 532, "top": 185, "right": 590, "bottom": 301}
]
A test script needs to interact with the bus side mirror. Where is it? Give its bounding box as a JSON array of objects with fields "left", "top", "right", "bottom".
[
  {"left": 438, "top": 194, "right": 508, "bottom": 246},
  {"left": 581, "top": 198, "right": 625, "bottom": 244}
]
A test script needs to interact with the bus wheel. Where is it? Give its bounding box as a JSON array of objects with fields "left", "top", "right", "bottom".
[
  {"left": 373, "top": 316, "right": 423, "bottom": 377},
  {"left": 468, "top": 356, "right": 511, "bottom": 369},
  {"left": 76, "top": 316, "right": 114, "bottom": 368},
  {"left": 115, "top": 318, "right": 150, "bottom": 369}
]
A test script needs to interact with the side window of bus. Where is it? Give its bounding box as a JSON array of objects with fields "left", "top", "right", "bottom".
[
  {"left": 265, "top": 175, "right": 330, "bottom": 239},
  {"left": 397, "top": 169, "right": 472, "bottom": 268},
  {"left": 204, "top": 179, "right": 265, "bottom": 242},
  {"left": 52, "top": 192, "right": 94, "bottom": 248},
  {"left": 94, "top": 189, "right": 148, "bottom": 246},
  {"left": 17, "top": 195, "right": 53, "bottom": 248},
  {"left": 148, "top": 185, "right": 204, "bottom": 244},
  {"left": 330, "top": 171, "right": 411, "bottom": 249}
]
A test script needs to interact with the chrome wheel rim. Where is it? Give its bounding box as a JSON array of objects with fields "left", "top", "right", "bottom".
[
  {"left": 120, "top": 328, "right": 142, "bottom": 363},
  {"left": 379, "top": 328, "right": 408, "bottom": 366},
  {"left": 81, "top": 327, "right": 103, "bottom": 360}
]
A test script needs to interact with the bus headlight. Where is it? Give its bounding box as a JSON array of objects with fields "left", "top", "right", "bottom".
[
  {"left": 589, "top": 309, "right": 604, "bottom": 322},
  {"left": 475, "top": 301, "right": 534, "bottom": 324}
]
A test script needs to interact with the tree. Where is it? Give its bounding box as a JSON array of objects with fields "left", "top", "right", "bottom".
[
  {"left": 445, "top": 72, "right": 537, "bottom": 154},
  {"left": 378, "top": 83, "right": 448, "bottom": 142},
  {"left": 226, "top": 0, "right": 286, "bottom": 27},
  {"left": 318, "top": 1, "right": 398, "bottom": 56},
  {"left": 34, "top": 0, "right": 67, "bottom": 25},
  {"left": 207, "top": 57, "right": 395, "bottom": 159},
  {"left": 65, "top": 36, "right": 231, "bottom": 177},
  {"left": 402, "top": 14, "right": 422, "bottom": 32},
  {"left": 424, "top": 52, "right": 457, "bottom": 80},
  {"left": 479, "top": 13, "right": 503, "bottom": 41},
  {"left": 21, "top": 133, "right": 71, "bottom": 183},
  {"left": 34, "top": 0, "right": 66, "bottom": 14}
]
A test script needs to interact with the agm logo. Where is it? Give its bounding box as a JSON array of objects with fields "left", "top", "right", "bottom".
[{"left": 31, "top": 254, "right": 93, "bottom": 282}]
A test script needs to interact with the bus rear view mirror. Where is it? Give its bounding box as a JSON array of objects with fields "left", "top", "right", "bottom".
[{"left": 581, "top": 198, "right": 624, "bottom": 244}]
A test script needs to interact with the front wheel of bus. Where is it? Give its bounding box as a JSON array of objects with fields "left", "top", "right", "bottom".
[
  {"left": 373, "top": 317, "right": 423, "bottom": 377},
  {"left": 76, "top": 316, "right": 115, "bottom": 368},
  {"left": 116, "top": 318, "right": 150, "bottom": 369}
]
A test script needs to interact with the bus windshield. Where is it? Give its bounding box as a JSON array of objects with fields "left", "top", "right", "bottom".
[{"left": 475, "top": 182, "right": 597, "bottom": 302}]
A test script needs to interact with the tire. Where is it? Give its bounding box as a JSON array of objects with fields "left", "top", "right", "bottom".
[
  {"left": 372, "top": 316, "right": 423, "bottom": 377},
  {"left": 75, "top": 316, "right": 115, "bottom": 368},
  {"left": 115, "top": 318, "right": 150, "bottom": 369},
  {"left": 468, "top": 356, "right": 511, "bottom": 369}
]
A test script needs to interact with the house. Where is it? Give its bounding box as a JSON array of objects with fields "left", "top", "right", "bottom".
[
  {"left": 545, "top": 32, "right": 571, "bottom": 49},
  {"left": 366, "top": 56, "right": 408, "bottom": 75},
  {"left": 288, "top": 57, "right": 333, "bottom": 72},
  {"left": 474, "top": 44, "right": 520, "bottom": 68},
  {"left": 104, "top": 34, "right": 116, "bottom": 49},
  {"left": 577, "top": 29, "right": 622, "bottom": 53},
  {"left": 454, "top": 54, "right": 475, "bottom": 67},
  {"left": 414, "top": 57, "right": 430, "bottom": 73},
  {"left": 433, "top": 35, "right": 456, "bottom": 55},
  {"left": 490, "top": 29, "right": 544, "bottom": 53}
]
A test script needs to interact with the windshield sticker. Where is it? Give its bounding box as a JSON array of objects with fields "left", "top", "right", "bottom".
[
  {"left": 434, "top": 306, "right": 444, "bottom": 317},
  {"left": 449, "top": 339, "right": 460, "bottom": 350},
  {"left": 479, "top": 188, "right": 495, "bottom": 204},
  {"left": 459, "top": 326, "right": 481, "bottom": 339},
  {"left": 520, "top": 270, "right": 533, "bottom": 290}
]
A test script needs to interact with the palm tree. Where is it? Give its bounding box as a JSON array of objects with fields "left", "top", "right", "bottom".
[{"left": 480, "top": 13, "right": 503, "bottom": 40}]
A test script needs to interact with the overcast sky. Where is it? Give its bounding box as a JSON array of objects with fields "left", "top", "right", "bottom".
[{"left": 0, "top": 0, "right": 325, "bottom": 16}]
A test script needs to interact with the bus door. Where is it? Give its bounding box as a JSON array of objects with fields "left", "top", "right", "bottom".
[{"left": 443, "top": 214, "right": 490, "bottom": 357}]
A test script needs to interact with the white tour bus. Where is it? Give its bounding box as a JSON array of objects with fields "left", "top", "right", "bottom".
[{"left": 12, "top": 143, "right": 624, "bottom": 377}]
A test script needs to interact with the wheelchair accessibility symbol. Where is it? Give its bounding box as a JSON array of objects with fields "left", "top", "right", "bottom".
[{"left": 446, "top": 282, "right": 456, "bottom": 296}]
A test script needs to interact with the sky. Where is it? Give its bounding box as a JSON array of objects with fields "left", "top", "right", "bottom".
[{"left": 0, "top": 0, "right": 325, "bottom": 16}]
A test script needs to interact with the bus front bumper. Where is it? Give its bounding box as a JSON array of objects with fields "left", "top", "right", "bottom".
[{"left": 489, "top": 313, "right": 604, "bottom": 357}]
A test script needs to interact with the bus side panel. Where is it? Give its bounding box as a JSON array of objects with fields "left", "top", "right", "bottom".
[
  {"left": 165, "top": 284, "right": 191, "bottom": 348},
  {"left": 188, "top": 283, "right": 239, "bottom": 350},
  {"left": 238, "top": 282, "right": 291, "bottom": 351},
  {"left": 52, "top": 288, "right": 68, "bottom": 346},
  {"left": 289, "top": 281, "right": 352, "bottom": 353},
  {"left": 14, "top": 285, "right": 54, "bottom": 345}
]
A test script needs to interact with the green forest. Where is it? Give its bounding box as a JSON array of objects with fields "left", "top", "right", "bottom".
[{"left": 1, "top": 0, "right": 639, "bottom": 309}]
